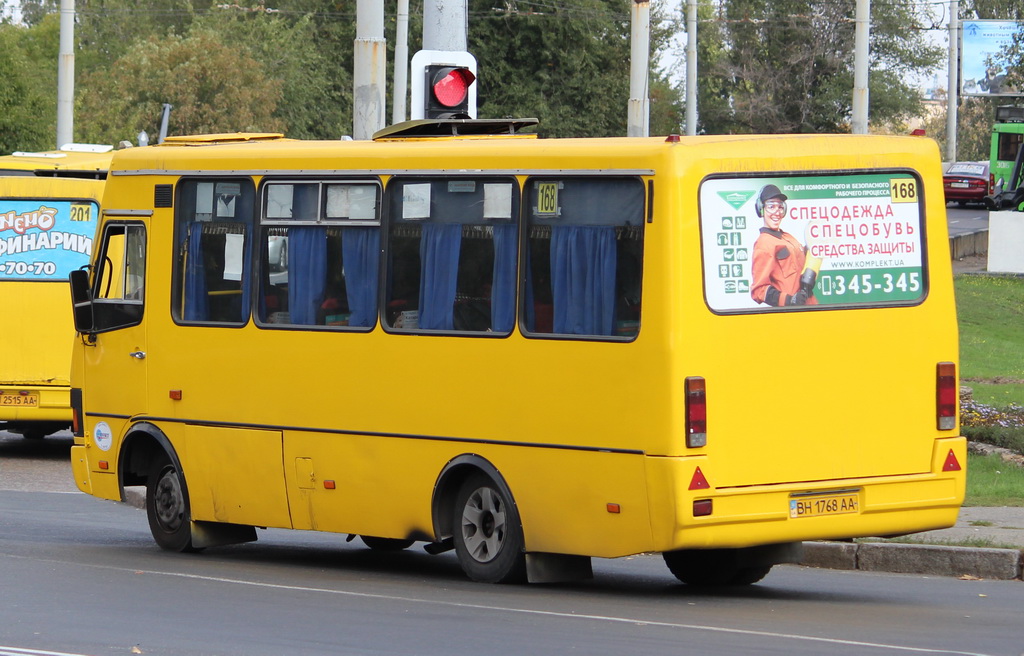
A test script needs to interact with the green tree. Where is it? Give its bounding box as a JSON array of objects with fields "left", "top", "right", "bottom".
[
  {"left": 697, "top": 0, "right": 943, "bottom": 134},
  {"left": 77, "top": 29, "right": 284, "bottom": 144},
  {"left": 0, "top": 17, "right": 58, "bottom": 152},
  {"left": 467, "top": 0, "right": 683, "bottom": 137}
]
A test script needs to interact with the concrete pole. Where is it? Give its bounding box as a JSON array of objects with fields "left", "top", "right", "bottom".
[
  {"left": 628, "top": 1, "right": 651, "bottom": 137},
  {"left": 392, "top": 0, "right": 410, "bottom": 124},
  {"left": 946, "top": 0, "right": 959, "bottom": 162},
  {"left": 423, "top": 0, "right": 467, "bottom": 51},
  {"left": 353, "top": 0, "right": 387, "bottom": 140},
  {"left": 685, "top": 0, "right": 698, "bottom": 135},
  {"left": 851, "top": 0, "right": 870, "bottom": 134},
  {"left": 56, "top": 0, "right": 75, "bottom": 148}
]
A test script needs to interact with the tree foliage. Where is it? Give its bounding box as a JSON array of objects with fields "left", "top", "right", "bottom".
[
  {"left": 77, "top": 29, "right": 285, "bottom": 144},
  {"left": 468, "top": 0, "right": 682, "bottom": 137},
  {"left": 696, "top": 0, "right": 943, "bottom": 134},
  {"left": 0, "top": 15, "right": 57, "bottom": 152}
]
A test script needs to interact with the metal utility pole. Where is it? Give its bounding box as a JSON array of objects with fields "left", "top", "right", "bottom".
[
  {"left": 424, "top": 0, "right": 467, "bottom": 51},
  {"left": 946, "top": 0, "right": 959, "bottom": 162},
  {"left": 628, "top": 0, "right": 650, "bottom": 137},
  {"left": 685, "top": 0, "right": 698, "bottom": 135},
  {"left": 392, "top": 0, "right": 410, "bottom": 124},
  {"left": 56, "top": 0, "right": 75, "bottom": 147},
  {"left": 851, "top": 0, "right": 870, "bottom": 134},
  {"left": 353, "top": 0, "right": 386, "bottom": 140}
]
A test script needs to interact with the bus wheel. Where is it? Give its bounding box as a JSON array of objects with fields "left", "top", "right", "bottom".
[
  {"left": 452, "top": 473, "right": 526, "bottom": 583},
  {"left": 146, "top": 458, "right": 199, "bottom": 553},
  {"left": 360, "top": 536, "right": 414, "bottom": 551},
  {"left": 663, "top": 550, "right": 771, "bottom": 586}
]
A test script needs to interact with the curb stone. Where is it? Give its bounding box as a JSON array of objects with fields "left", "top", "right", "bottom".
[{"left": 802, "top": 541, "right": 1023, "bottom": 581}]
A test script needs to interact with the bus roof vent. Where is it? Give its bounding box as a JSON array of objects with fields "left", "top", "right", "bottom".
[
  {"left": 154, "top": 184, "right": 174, "bottom": 208},
  {"left": 372, "top": 118, "right": 539, "bottom": 140},
  {"left": 995, "top": 105, "right": 1024, "bottom": 123}
]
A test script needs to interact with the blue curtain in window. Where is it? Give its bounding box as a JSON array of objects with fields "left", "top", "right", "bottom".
[
  {"left": 550, "top": 225, "right": 617, "bottom": 335},
  {"left": 288, "top": 226, "right": 328, "bottom": 325},
  {"left": 341, "top": 227, "right": 380, "bottom": 328},
  {"left": 238, "top": 230, "right": 251, "bottom": 323},
  {"left": 418, "top": 223, "right": 462, "bottom": 330},
  {"left": 183, "top": 222, "right": 208, "bottom": 321},
  {"left": 491, "top": 223, "right": 516, "bottom": 332}
]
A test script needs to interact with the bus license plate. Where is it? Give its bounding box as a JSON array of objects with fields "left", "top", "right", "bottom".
[
  {"left": 0, "top": 393, "right": 38, "bottom": 407},
  {"left": 790, "top": 492, "right": 859, "bottom": 518}
]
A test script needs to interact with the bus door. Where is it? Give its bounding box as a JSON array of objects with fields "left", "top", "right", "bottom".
[{"left": 81, "top": 219, "right": 149, "bottom": 434}]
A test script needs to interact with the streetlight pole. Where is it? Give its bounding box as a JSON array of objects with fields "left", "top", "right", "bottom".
[{"left": 946, "top": 0, "right": 959, "bottom": 162}]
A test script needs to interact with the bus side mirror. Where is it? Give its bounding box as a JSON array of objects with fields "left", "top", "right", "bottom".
[{"left": 69, "top": 269, "right": 95, "bottom": 335}]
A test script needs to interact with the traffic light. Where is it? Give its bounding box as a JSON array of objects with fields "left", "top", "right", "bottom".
[
  {"left": 409, "top": 50, "right": 477, "bottom": 121},
  {"left": 424, "top": 66, "right": 476, "bottom": 119}
]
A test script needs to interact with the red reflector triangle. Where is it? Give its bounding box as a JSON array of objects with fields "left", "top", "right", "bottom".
[
  {"left": 943, "top": 449, "right": 961, "bottom": 472},
  {"left": 689, "top": 466, "right": 711, "bottom": 490}
]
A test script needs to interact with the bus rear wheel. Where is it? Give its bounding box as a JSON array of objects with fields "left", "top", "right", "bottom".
[
  {"left": 146, "top": 458, "right": 199, "bottom": 553},
  {"left": 663, "top": 549, "right": 771, "bottom": 586},
  {"left": 452, "top": 473, "right": 526, "bottom": 583}
]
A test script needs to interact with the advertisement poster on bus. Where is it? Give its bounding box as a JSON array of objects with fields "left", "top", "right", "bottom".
[
  {"left": 0, "top": 200, "right": 96, "bottom": 281},
  {"left": 700, "top": 172, "right": 925, "bottom": 313}
]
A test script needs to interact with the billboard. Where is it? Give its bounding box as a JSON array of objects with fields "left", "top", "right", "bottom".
[{"left": 961, "top": 20, "right": 1022, "bottom": 97}]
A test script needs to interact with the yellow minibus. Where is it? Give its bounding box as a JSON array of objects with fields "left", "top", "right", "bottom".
[
  {"left": 0, "top": 174, "right": 104, "bottom": 437},
  {"left": 68, "top": 121, "right": 964, "bottom": 585}
]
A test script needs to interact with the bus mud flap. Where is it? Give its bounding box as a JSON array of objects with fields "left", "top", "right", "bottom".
[
  {"left": 525, "top": 553, "right": 593, "bottom": 583},
  {"left": 191, "top": 520, "right": 258, "bottom": 549}
]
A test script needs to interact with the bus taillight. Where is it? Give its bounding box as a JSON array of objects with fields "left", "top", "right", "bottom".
[
  {"left": 70, "top": 387, "right": 84, "bottom": 438},
  {"left": 685, "top": 376, "right": 707, "bottom": 448},
  {"left": 937, "top": 362, "right": 957, "bottom": 430}
]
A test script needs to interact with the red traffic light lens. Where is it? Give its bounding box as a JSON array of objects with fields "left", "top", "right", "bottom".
[{"left": 432, "top": 68, "right": 475, "bottom": 108}]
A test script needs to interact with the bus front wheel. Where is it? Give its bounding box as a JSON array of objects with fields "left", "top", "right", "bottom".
[
  {"left": 452, "top": 473, "right": 526, "bottom": 583},
  {"left": 663, "top": 549, "right": 771, "bottom": 586},
  {"left": 146, "top": 458, "right": 199, "bottom": 553}
]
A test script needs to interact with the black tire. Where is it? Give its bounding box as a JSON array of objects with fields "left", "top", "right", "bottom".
[
  {"left": 452, "top": 473, "right": 526, "bottom": 583},
  {"left": 360, "top": 536, "right": 414, "bottom": 551},
  {"left": 146, "top": 457, "right": 199, "bottom": 552},
  {"left": 663, "top": 549, "right": 771, "bottom": 586}
]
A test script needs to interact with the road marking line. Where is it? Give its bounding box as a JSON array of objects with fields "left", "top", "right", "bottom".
[{"left": 0, "top": 647, "right": 95, "bottom": 656}]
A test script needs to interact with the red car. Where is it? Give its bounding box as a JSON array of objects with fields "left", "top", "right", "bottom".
[{"left": 943, "top": 161, "right": 990, "bottom": 206}]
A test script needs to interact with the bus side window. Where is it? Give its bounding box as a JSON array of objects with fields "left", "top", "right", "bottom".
[
  {"left": 384, "top": 177, "right": 518, "bottom": 334},
  {"left": 257, "top": 181, "right": 381, "bottom": 329},
  {"left": 172, "top": 179, "right": 256, "bottom": 325},
  {"left": 524, "top": 177, "right": 644, "bottom": 338}
]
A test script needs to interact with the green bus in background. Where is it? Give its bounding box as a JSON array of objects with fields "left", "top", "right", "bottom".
[{"left": 990, "top": 105, "right": 1024, "bottom": 195}]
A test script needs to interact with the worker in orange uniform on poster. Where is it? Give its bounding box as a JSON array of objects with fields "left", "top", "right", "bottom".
[{"left": 749, "top": 184, "right": 819, "bottom": 307}]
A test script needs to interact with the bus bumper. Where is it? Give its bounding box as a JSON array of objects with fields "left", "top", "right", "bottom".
[
  {"left": 0, "top": 385, "right": 72, "bottom": 423},
  {"left": 70, "top": 445, "right": 121, "bottom": 500},
  {"left": 650, "top": 437, "right": 967, "bottom": 552}
]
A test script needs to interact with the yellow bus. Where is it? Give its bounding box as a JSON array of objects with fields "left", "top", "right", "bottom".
[
  {"left": 68, "top": 121, "right": 964, "bottom": 585},
  {"left": 0, "top": 143, "right": 113, "bottom": 179},
  {"left": 0, "top": 174, "right": 104, "bottom": 438}
]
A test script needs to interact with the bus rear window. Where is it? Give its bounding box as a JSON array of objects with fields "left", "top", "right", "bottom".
[{"left": 700, "top": 172, "right": 925, "bottom": 313}]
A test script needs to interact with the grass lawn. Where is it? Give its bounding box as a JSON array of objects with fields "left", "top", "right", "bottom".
[
  {"left": 964, "top": 453, "right": 1024, "bottom": 507},
  {"left": 956, "top": 274, "right": 1024, "bottom": 407}
]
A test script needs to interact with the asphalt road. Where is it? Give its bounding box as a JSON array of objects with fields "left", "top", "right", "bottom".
[
  {"left": 946, "top": 204, "right": 990, "bottom": 238},
  {"left": 2, "top": 431, "right": 1024, "bottom": 656}
]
